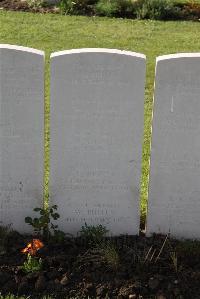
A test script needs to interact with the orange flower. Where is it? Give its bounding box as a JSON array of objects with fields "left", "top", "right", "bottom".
[{"left": 21, "top": 239, "right": 44, "bottom": 256}]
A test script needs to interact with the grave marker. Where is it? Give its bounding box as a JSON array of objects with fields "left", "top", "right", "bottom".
[
  {"left": 147, "top": 53, "right": 200, "bottom": 239},
  {"left": 50, "top": 48, "right": 146, "bottom": 235},
  {"left": 0, "top": 45, "right": 44, "bottom": 232}
]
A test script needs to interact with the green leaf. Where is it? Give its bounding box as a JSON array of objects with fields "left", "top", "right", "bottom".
[
  {"left": 39, "top": 210, "right": 45, "bottom": 215},
  {"left": 34, "top": 207, "right": 41, "bottom": 212},
  {"left": 52, "top": 213, "right": 60, "bottom": 219},
  {"left": 25, "top": 217, "right": 32, "bottom": 224}
]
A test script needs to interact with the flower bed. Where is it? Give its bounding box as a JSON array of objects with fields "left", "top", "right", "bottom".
[
  {"left": 1, "top": 0, "right": 200, "bottom": 20},
  {"left": 0, "top": 227, "right": 200, "bottom": 298}
]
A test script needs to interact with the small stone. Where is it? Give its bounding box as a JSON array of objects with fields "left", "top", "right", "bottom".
[
  {"left": 129, "top": 295, "right": 137, "bottom": 299},
  {"left": 118, "top": 286, "right": 134, "bottom": 297},
  {"left": 96, "top": 285, "right": 107, "bottom": 296},
  {"left": 60, "top": 275, "right": 69, "bottom": 286},
  {"left": 58, "top": 267, "right": 64, "bottom": 272}
]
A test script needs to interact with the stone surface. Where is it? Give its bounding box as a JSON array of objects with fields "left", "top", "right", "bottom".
[
  {"left": 60, "top": 274, "right": 69, "bottom": 285},
  {"left": 50, "top": 48, "right": 146, "bottom": 235},
  {"left": 0, "top": 44, "right": 44, "bottom": 233},
  {"left": 147, "top": 53, "right": 200, "bottom": 239}
]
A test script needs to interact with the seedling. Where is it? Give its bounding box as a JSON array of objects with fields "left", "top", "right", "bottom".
[
  {"left": 21, "top": 239, "right": 44, "bottom": 273},
  {"left": 25, "top": 205, "right": 60, "bottom": 240}
]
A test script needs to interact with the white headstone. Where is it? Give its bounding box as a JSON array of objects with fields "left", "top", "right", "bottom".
[
  {"left": 147, "top": 53, "right": 200, "bottom": 239},
  {"left": 50, "top": 48, "right": 146, "bottom": 236},
  {"left": 0, "top": 45, "right": 44, "bottom": 233}
]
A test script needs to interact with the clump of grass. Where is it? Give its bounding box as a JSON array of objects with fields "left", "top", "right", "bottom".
[
  {"left": 95, "top": 0, "right": 118, "bottom": 16},
  {"left": 78, "top": 224, "right": 120, "bottom": 270},
  {"left": 101, "top": 242, "right": 120, "bottom": 270},
  {"left": 135, "top": 0, "right": 182, "bottom": 20},
  {"left": 79, "top": 223, "right": 108, "bottom": 246}
]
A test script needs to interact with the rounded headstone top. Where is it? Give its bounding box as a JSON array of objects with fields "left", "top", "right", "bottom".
[
  {"left": 156, "top": 53, "right": 200, "bottom": 62},
  {"left": 50, "top": 48, "right": 146, "bottom": 59},
  {"left": 0, "top": 44, "right": 44, "bottom": 56}
]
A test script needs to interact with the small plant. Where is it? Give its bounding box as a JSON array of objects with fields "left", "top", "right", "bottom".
[
  {"left": 50, "top": 229, "right": 66, "bottom": 244},
  {"left": 21, "top": 239, "right": 44, "bottom": 273},
  {"left": 101, "top": 242, "right": 120, "bottom": 270},
  {"left": 59, "top": 0, "right": 77, "bottom": 14},
  {"left": 115, "top": 0, "right": 136, "bottom": 18},
  {"left": 25, "top": 205, "right": 60, "bottom": 240},
  {"left": 135, "top": 0, "right": 181, "bottom": 20},
  {"left": 79, "top": 223, "right": 108, "bottom": 246},
  {"left": 59, "top": 0, "right": 98, "bottom": 15},
  {"left": 95, "top": 0, "right": 136, "bottom": 18},
  {"left": 95, "top": 0, "right": 118, "bottom": 16},
  {"left": 22, "top": 253, "right": 43, "bottom": 273},
  {"left": 26, "top": 0, "right": 44, "bottom": 9}
]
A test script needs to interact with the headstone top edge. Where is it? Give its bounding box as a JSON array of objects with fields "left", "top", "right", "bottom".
[
  {"left": 50, "top": 48, "right": 146, "bottom": 59},
  {"left": 156, "top": 53, "right": 200, "bottom": 63},
  {"left": 0, "top": 44, "right": 44, "bottom": 56}
]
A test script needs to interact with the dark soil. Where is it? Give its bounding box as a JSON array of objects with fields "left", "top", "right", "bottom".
[{"left": 0, "top": 230, "right": 200, "bottom": 299}]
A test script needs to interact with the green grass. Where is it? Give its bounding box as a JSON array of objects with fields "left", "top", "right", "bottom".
[{"left": 0, "top": 11, "right": 200, "bottom": 219}]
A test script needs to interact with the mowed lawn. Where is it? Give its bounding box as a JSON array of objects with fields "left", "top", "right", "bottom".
[{"left": 1, "top": 11, "right": 200, "bottom": 218}]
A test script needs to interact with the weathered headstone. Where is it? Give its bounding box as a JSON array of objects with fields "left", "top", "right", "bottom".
[
  {"left": 147, "top": 53, "right": 200, "bottom": 239},
  {"left": 0, "top": 45, "right": 44, "bottom": 233},
  {"left": 50, "top": 48, "right": 146, "bottom": 235}
]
